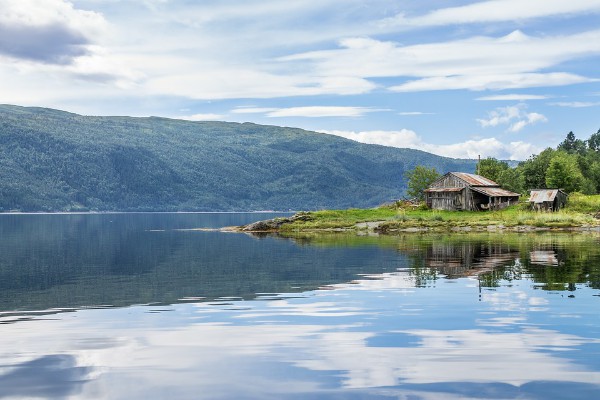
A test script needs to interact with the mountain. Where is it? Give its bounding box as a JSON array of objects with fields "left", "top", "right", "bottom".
[{"left": 0, "top": 104, "right": 476, "bottom": 211}]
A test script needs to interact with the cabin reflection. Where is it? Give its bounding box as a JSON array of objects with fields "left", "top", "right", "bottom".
[
  {"left": 529, "top": 250, "right": 559, "bottom": 266},
  {"left": 417, "top": 241, "right": 520, "bottom": 279},
  {"left": 401, "top": 238, "right": 583, "bottom": 291}
]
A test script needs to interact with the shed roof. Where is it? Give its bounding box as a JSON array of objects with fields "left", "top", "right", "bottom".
[
  {"left": 470, "top": 186, "right": 520, "bottom": 197},
  {"left": 528, "top": 189, "right": 567, "bottom": 203},
  {"left": 450, "top": 172, "right": 498, "bottom": 187},
  {"left": 424, "top": 187, "right": 464, "bottom": 193}
]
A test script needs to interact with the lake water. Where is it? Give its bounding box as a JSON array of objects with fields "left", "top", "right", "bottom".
[{"left": 1, "top": 213, "right": 599, "bottom": 399}]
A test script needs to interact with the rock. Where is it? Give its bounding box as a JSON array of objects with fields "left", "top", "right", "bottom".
[{"left": 241, "top": 212, "right": 313, "bottom": 232}]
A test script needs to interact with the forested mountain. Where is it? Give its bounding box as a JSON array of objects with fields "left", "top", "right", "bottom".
[{"left": 0, "top": 104, "right": 475, "bottom": 211}]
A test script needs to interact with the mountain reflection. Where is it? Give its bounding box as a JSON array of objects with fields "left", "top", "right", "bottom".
[
  {"left": 0, "top": 214, "right": 401, "bottom": 314},
  {"left": 1, "top": 216, "right": 600, "bottom": 398}
]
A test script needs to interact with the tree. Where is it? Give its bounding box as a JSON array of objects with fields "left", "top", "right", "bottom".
[
  {"left": 478, "top": 157, "right": 509, "bottom": 182},
  {"left": 589, "top": 161, "right": 600, "bottom": 193},
  {"left": 405, "top": 166, "right": 441, "bottom": 201},
  {"left": 587, "top": 129, "right": 600, "bottom": 152},
  {"left": 545, "top": 151, "right": 584, "bottom": 193},
  {"left": 518, "top": 148, "right": 555, "bottom": 190},
  {"left": 558, "top": 131, "right": 586, "bottom": 154},
  {"left": 496, "top": 168, "right": 524, "bottom": 194}
]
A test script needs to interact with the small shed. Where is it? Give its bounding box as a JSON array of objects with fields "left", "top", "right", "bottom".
[
  {"left": 424, "top": 172, "right": 520, "bottom": 211},
  {"left": 528, "top": 189, "right": 568, "bottom": 212}
]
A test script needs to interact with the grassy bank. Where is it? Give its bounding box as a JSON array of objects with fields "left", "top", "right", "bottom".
[{"left": 276, "top": 194, "right": 600, "bottom": 233}]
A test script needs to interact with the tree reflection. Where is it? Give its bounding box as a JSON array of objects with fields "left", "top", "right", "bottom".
[
  {"left": 399, "top": 234, "right": 600, "bottom": 291},
  {"left": 285, "top": 232, "right": 600, "bottom": 292}
]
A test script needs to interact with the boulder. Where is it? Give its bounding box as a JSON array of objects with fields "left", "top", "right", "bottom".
[{"left": 241, "top": 212, "right": 312, "bottom": 232}]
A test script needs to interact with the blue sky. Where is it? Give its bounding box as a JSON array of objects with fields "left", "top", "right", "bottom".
[{"left": 1, "top": 0, "right": 599, "bottom": 160}]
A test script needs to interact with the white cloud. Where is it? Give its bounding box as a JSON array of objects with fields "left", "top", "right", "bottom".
[
  {"left": 549, "top": 101, "right": 600, "bottom": 108},
  {"left": 147, "top": 70, "right": 376, "bottom": 100},
  {"left": 230, "top": 106, "right": 386, "bottom": 118},
  {"left": 390, "top": 73, "right": 591, "bottom": 93},
  {"left": 477, "top": 104, "right": 548, "bottom": 132},
  {"left": 319, "top": 129, "right": 542, "bottom": 160},
  {"left": 132, "top": 0, "right": 394, "bottom": 51},
  {"left": 476, "top": 94, "right": 550, "bottom": 101},
  {"left": 3, "top": 1, "right": 599, "bottom": 109},
  {"left": 287, "top": 30, "right": 600, "bottom": 93},
  {"left": 231, "top": 107, "right": 278, "bottom": 114},
  {"left": 0, "top": 1, "right": 140, "bottom": 88},
  {"left": 1, "top": 0, "right": 599, "bottom": 124},
  {"left": 176, "top": 113, "right": 226, "bottom": 121},
  {"left": 398, "top": 111, "right": 434, "bottom": 116},
  {"left": 266, "top": 106, "right": 385, "bottom": 118},
  {"left": 380, "top": 0, "right": 600, "bottom": 28},
  {"left": 0, "top": 0, "right": 108, "bottom": 64},
  {"left": 319, "top": 129, "right": 422, "bottom": 149},
  {"left": 477, "top": 106, "right": 523, "bottom": 128}
]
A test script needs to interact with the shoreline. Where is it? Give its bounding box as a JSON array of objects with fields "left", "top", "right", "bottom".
[
  {"left": 0, "top": 210, "right": 295, "bottom": 216},
  {"left": 234, "top": 224, "right": 600, "bottom": 234},
  {"left": 235, "top": 208, "right": 600, "bottom": 235}
]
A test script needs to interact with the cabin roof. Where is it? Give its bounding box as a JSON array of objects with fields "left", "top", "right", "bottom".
[
  {"left": 471, "top": 186, "right": 520, "bottom": 197},
  {"left": 426, "top": 172, "right": 519, "bottom": 198},
  {"left": 528, "top": 189, "right": 567, "bottom": 203},
  {"left": 450, "top": 172, "right": 498, "bottom": 187},
  {"left": 424, "top": 187, "right": 464, "bottom": 193}
]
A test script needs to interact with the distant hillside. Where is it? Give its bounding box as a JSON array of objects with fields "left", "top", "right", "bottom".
[{"left": 0, "top": 105, "right": 476, "bottom": 211}]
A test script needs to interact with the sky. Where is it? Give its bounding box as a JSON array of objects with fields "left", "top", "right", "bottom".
[{"left": 1, "top": 0, "right": 599, "bottom": 160}]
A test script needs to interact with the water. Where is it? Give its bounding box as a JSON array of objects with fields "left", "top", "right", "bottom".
[{"left": 0, "top": 214, "right": 599, "bottom": 399}]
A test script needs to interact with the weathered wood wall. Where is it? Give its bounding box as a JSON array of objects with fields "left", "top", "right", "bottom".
[
  {"left": 430, "top": 174, "right": 468, "bottom": 189},
  {"left": 428, "top": 174, "right": 470, "bottom": 210}
]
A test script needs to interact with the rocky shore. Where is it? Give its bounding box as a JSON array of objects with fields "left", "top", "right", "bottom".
[
  {"left": 240, "top": 212, "right": 313, "bottom": 232},
  {"left": 238, "top": 211, "right": 600, "bottom": 234}
]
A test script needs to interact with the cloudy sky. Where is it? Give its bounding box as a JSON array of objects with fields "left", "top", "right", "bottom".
[{"left": 1, "top": 0, "right": 600, "bottom": 160}]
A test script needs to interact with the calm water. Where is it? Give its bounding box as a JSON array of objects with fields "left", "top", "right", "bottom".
[{"left": 0, "top": 213, "right": 599, "bottom": 399}]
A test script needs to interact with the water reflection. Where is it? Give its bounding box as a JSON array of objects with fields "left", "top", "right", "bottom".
[
  {"left": 1, "top": 214, "right": 600, "bottom": 316},
  {"left": 285, "top": 232, "right": 600, "bottom": 292},
  {"left": 0, "top": 355, "right": 91, "bottom": 399},
  {"left": 1, "top": 215, "right": 600, "bottom": 398},
  {"left": 0, "top": 214, "right": 406, "bottom": 314},
  {"left": 1, "top": 268, "right": 599, "bottom": 399}
]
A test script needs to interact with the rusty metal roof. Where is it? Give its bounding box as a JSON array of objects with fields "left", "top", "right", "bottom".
[
  {"left": 450, "top": 172, "right": 499, "bottom": 187},
  {"left": 424, "top": 187, "right": 464, "bottom": 192},
  {"left": 528, "top": 189, "right": 564, "bottom": 203},
  {"left": 470, "top": 186, "right": 521, "bottom": 197}
]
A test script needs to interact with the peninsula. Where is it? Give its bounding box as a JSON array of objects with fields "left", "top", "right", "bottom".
[{"left": 238, "top": 194, "right": 600, "bottom": 234}]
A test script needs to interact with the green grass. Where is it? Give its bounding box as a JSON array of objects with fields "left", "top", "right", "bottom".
[
  {"left": 564, "top": 193, "right": 600, "bottom": 213},
  {"left": 279, "top": 196, "right": 600, "bottom": 232},
  {"left": 282, "top": 207, "right": 398, "bottom": 230}
]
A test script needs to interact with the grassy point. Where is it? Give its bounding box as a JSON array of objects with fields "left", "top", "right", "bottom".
[{"left": 278, "top": 196, "right": 600, "bottom": 233}]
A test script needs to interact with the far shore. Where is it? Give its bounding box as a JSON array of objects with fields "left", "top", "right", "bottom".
[
  {"left": 0, "top": 210, "right": 295, "bottom": 215},
  {"left": 237, "top": 224, "right": 600, "bottom": 234}
]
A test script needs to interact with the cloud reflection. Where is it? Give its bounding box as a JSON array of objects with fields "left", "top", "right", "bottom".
[
  {"left": 0, "top": 355, "right": 91, "bottom": 398},
  {"left": 0, "top": 270, "right": 599, "bottom": 399}
]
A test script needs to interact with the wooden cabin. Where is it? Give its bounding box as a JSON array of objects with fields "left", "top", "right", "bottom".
[
  {"left": 424, "top": 172, "right": 520, "bottom": 211},
  {"left": 528, "top": 189, "right": 568, "bottom": 212}
]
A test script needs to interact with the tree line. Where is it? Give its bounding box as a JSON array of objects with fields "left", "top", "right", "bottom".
[
  {"left": 406, "top": 129, "right": 600, "bottom": 200},
  {"left": 480, "top": 129, "right": 600, "bottom": 194}
]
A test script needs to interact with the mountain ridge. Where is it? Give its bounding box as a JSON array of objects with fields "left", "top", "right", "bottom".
[{"left": 0, "top": 104, "right": 476, "bottom": 211}]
